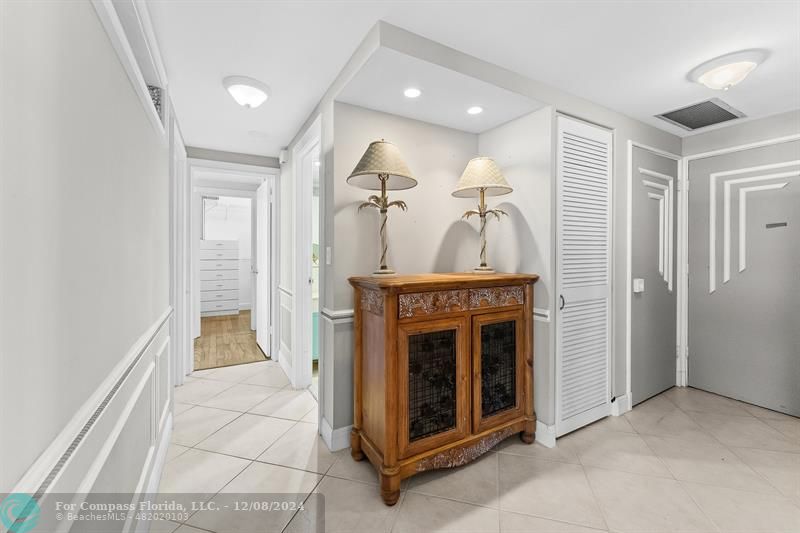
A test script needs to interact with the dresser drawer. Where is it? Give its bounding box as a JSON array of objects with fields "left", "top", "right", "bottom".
[
  {"left": 200, "top": 270, "right": 238, "bottom": 281},
  {"left": 200, "top": 259, "right": 238, "bottom": 271},
  {"left": 201, "top": 279, "right": 238, "bottom": 291},
  {"left": 200, "top": 240, "right": 238, "bottom": 250},
  {"left": 200, "top": 248, "right": 238, "bottom": 260},
  {"left": 201, "top": 300, "right": 239, "bottom": 313},
  {"left": 201, "top": 289, "right": 239, "bottom": 302}
]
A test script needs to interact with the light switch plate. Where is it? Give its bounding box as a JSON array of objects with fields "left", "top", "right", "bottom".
[
  {"left": 325, "top": 246, "right": 332, "bottom": 265},
  {"left": 633, "top": 278, "right": 645, "bottom": 293}
]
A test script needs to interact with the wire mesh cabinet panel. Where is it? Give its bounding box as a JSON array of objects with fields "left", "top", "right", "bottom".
[
  {"left": 472, "top": 309, "right": 525, "bottom": 433},
  {"left": 398, "top": 316, "right": 469, "bottom": 459}
]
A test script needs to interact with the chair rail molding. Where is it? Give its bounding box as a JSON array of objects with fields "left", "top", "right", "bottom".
[{"left": 10, "top": 308, "right": 173, "bottom": 519}]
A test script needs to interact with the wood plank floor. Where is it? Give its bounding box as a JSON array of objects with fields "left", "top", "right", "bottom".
[{"left": 194, "top": 310, "right": 267, "bottom": 371}]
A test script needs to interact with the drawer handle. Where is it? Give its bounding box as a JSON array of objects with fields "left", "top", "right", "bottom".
[
  {"left": 216, "top": 305, "right": 222, "bottom": 308},
  {"left": 216, "top": 284, "right": 223, "bottom": 287},
  {"left": 216, "top": 274, "right": 223, "bottom": 278},
  {"left": 216, "top": 294, "right": 224, "bottom": 297},
  {"left": 216, "top": 253, "right": 223, "bottom": 256},
  {"left": 216, "top": 263, "right": 223, "bottom": 267},
  {"left": 216, "top": 243, "right": 223, "bottom": 246}
]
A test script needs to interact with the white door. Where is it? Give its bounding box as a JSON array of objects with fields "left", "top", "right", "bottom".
[
  {"left": 556, "top": 115, "right": 613, "bottom": 436},
  {"left": 256, "top": 180, "right": 271, "bottom": 356}
]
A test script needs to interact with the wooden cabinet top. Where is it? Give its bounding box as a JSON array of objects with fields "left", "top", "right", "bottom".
[{"left": 349, "top": 273, "right": 538, "bottom": 293}]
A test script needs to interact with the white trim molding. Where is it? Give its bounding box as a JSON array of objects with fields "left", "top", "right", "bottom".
[
  {"left": 611, "top": 394, "right": 631, "bottom": 416},
  {"left": 11, "top": 308, "right": 173, "bottom": 525},
  {"left": 91, "top": 0, "right": 165, "bottom": 138},
  {"left": 535, "top": 421, "right": 557, "bottom": 448},
  {"left": 320, "top": 418, "right": 352, "bottom": 452},
  {"left": 708, "top": 161, "right": 799, "bottom": 292},
  {"left": 533, "top": 307, "right": 551, "bottom": 322},
  {"left": 640, "top": 167, "right": 675, "bottom": 291},
  {"left": 321, "top": 307, "right": 355, "bottom": 324}
]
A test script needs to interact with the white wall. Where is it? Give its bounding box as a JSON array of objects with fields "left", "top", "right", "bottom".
[
  {"left": 203, "top": 196, "right": 253, "bottom": 308},
  {"left": 0, "top": 0, "right": 171, "bottom": 494},
  {"left": 330, "top": 102, "right": 479, "bottom": 426},
  {"left": 477, "top": 108, "right": 554, "bottom": 420}
]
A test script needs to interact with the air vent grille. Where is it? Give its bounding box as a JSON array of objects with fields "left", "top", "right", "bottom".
[{"left": 656, "top": 98, "right": 744, "bottom": 131}]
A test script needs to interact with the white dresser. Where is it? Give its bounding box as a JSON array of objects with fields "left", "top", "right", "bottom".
[{"left": 200, "top": 240, "right": 239, "bottom": 316}]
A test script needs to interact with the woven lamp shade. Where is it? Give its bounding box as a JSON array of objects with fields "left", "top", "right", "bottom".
[
  {"left": 452, "top": 157, "right": 513, "bottom": 198},
  {"left": 347, "top": 140, "right": 417, "bottom": 191}
]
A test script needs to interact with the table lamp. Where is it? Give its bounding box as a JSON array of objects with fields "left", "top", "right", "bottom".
[
  {"left": 452, "top": 157, "right": 513, "bottom": 273},
  {"left": 347, "top": 140, "right": 417, "bottom": 275}
]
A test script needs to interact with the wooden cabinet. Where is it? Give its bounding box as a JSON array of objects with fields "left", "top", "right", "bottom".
[{"left": 349, "top": 273, "right": 538, "bottom": 505}]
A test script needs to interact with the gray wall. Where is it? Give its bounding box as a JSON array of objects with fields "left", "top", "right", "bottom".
[
  {"left": 1, "top": 1, "right": 170, "bottom": 490},
  {"left": 687, "top": 140, "right": 799, "bottom": 415},
  {"left": 630, "top": 148, "right": 678, "bottom": 405},
  {"left": 682, "top": 110, "right": 800, "bottom": 156}
]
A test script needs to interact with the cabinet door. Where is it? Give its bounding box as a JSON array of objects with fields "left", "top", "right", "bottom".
[
  {"left": 398, "top": 316, "right": 469, "bottom": 459},
  {"left": 472, "top": 309, "right": 525, "bottom": 433}
]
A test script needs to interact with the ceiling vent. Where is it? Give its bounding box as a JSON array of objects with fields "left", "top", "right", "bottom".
[{"left": 656, "top": 98, "right": 744, "bottom": 131}]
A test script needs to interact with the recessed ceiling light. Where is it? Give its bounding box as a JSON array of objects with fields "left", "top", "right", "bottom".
[
  {"left": 223, "top": 76, "right": 270, "bottom": 108},
  {"left": 467, "top": 106, "right": 483, "bottom": 115},
  {"left": 688, "top": 50, "right": 768, "bottom": 91},
  {"left": 314, "top": 161, "right": 321, "bottom": 167},
  {"left": 404, "top": 87, "right": 421, "bottom": 98}
]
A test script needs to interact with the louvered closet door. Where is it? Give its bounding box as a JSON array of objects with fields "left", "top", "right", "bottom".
[{"left": 556, "top": 116, "right": 613, "bottom": 436}]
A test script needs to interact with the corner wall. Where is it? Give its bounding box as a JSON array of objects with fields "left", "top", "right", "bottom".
[{"left": 1, "top": 0, "right": 171, "bottom": 498}]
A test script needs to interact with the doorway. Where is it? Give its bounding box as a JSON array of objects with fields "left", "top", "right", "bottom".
[
  {"left": 629, "top": 145, "right": 679, "bottom": 406},
  {"left": 686, "top": 139, "right": 799, "bottom": 416},
  {"left": 195, "top": 195, "right": 265, "bottom": 370}
]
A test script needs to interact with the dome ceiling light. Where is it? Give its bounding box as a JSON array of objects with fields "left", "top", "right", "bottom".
[
  {"left": 223, "top": 76, "right": 270, "bottom": 108},
  {"left": 688, "top": 50, "right": 768, "bottom": 91}
]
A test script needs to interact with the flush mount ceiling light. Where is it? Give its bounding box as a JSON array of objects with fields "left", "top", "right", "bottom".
[
  {"left": 467, "top": 106, "right": 483, "bottom": 115},
  {"left": 403, "top": 87, "right": 421, "bottom": 98},
  {"left": 223, "top": 76, "right": 270, "bottom": 108},
  {"left": 688, "top": 50, "right": 768, "bottom": 91}
]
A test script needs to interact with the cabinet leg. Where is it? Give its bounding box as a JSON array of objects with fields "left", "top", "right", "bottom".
[
  {"left": 380, "top": 472, "right": 401, "bottom": 506},
  {"left": 350, "top": 429, "right": 365, "bottom": 461},
  {"left": 520, "top": 420, "right": 535, "bottom": 444}
]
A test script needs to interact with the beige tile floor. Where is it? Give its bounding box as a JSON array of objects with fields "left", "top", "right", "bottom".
[{"left": 158, "top": 361, "right": 800, "bottom": 533}]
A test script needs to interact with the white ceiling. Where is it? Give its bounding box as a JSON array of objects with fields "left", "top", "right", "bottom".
[
  {"left": 148, "top": 1, "right": 800, "bottom": 157},
  {"left": 337, "top": 48, "right": 544, "bottom": 134}
]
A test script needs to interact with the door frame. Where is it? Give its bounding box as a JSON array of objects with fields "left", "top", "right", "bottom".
[
  {"left": 678, "top": 133, "right": 800, "bottom": 389},
  {"left": 625, "top": 141, "right": 683, "bottom": 403},
  {"left": 290, "top": 116, "right": 322, "bottom": 390},
  {"left": 554, "top": 114, "right": 614, "bottom": 437},
  {"left": 184, "top": 159, "right": 278, "bottom": 375}
]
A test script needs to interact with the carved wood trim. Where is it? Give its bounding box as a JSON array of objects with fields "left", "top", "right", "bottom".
[
  {"left": 415, "top": 427, "right": 516, "bottom": 471},
  {"left": 361, "top": 289, "right": 384, "bottom": 315},
  {"left": 398, "top": 290, "right": 468, "bottom": 318},
  {"left": 468, "top": 286, "right": 524, "bottom": 309}
]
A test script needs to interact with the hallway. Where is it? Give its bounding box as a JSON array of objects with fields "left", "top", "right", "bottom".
[{"left": 158, "top": 362, "right": 800, "bottom": 533}]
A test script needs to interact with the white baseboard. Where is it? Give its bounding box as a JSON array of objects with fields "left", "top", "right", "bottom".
[
  {"left": 239, "top": 302, "right": 251, "bottom": 310},
  {"left": 535, "top": 421, "right": 556, "bottom": 448},
  {"left": 278, "top": 347, "right": 293, "bottom": 385},
  {"left": 320, "top": 417, "right": 352, "bottom": 452},
  {"left": 611, "top": 394, "right": 631, "bottom": 416}
]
